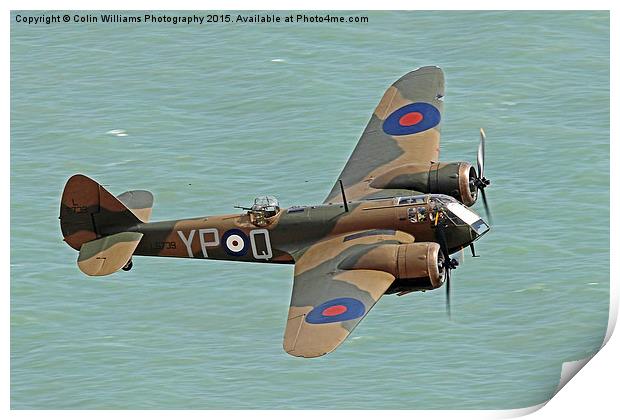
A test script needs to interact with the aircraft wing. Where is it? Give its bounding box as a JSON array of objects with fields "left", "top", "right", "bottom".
[
  {"left": 324, "top": 66, "right": 445, "bottom": 203},
  {"left": 283, "top": 230, "right": 415, "bottom": 358}
]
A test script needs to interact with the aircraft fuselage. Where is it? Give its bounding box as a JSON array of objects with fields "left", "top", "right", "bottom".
[{"left": 125, "top": 194, "right": 487, "bottom": 264}]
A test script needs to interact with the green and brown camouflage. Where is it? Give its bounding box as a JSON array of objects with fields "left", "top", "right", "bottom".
[{"left": 59, "top": 66, "right": 491, "bottom": 358}]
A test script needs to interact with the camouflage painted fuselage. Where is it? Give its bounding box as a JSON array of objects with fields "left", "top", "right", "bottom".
[{"left": 127, "top": 197, "right": 477, "bottom": 265}]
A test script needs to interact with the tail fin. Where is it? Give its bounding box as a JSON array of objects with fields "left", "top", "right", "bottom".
[
  {"left": 60, "top": 174, "right": 153, "bottom": 276},
  {"left": 60, "top": 174, "right": 142, "bottom": 250}
]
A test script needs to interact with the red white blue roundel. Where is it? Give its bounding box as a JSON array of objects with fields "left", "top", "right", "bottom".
[
  {"left": 305, "top": 297, "right": 366, "bottom": 324},
  {"left": 222, "top": 229, "right": 249, "bottom": 256},
  {"left": 382, "top": 102, "right": 441, "bottom": 136}
]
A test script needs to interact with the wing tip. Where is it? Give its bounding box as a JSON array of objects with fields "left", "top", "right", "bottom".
[
  {"left": 283, "top": 343, "right": 333, "bottom": 358},
  {"left": 282, "top": 312, "right": 344, "bottom": 358},
  {"left": 413, "top": 64, "right": 443, "bottom": 72},
  {"left": 399, "top": 65, "right": 445, "bottom": 82}
]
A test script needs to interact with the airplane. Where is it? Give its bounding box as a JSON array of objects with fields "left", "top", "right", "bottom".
[{"left": 59, "top": 66, "right": 491, "bottom": 358}]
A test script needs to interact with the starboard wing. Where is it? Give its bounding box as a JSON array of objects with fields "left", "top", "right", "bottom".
[
  {"left": 283, "top": 230, "right": 415, "bottom": 358},
  {"left": 324, "top": 66, "right": 445, "bottom": 203}
]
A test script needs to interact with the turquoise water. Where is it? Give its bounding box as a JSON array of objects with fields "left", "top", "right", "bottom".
[{"left": 11, "top": 11, "right": 609, "bottom": 409}]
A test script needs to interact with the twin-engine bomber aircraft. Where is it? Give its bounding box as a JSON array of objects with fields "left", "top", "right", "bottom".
[{"left": 60, "top": 66, "right": 491, "bottom": 358}]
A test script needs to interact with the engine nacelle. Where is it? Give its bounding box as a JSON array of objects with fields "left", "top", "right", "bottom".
[
  {"left": 338, "top": 242, "right": 445, "bottom": 291},
  {"left": 370, "top": 162, "right": 477, "bottom": 206}
]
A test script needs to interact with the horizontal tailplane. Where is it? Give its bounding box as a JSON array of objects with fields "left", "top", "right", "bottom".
[
  {"left": 116, "top": 190, "right": 154, "bottom": 223},
  {"left": 78, "top": 232, "right": 143, "bottom": 276}
]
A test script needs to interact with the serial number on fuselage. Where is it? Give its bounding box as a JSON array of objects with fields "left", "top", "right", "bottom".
[{"left": 152, "top": 241, "right": 176, "bottom": 250}]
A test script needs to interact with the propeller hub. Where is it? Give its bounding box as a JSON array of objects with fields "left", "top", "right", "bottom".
[{"left": 473, "top": 176, "right": 491, "bottom": 189}]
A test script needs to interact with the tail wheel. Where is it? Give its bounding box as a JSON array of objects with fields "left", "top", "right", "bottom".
[{"left": 122, "top": 259, "right": 133, "bottom": 271}]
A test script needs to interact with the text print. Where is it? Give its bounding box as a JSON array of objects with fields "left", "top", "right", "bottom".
[{"left": 176, "top": 228, "right": 272, "bottom": 260}]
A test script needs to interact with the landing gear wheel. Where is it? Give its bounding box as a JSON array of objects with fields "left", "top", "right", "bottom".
[{"left": 122, "top": 259, "right": 133, "bottom": 271}]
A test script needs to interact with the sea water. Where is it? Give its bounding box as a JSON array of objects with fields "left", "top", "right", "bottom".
[{"left": 10, "top": 10, "right": 609, "bottom": 409}]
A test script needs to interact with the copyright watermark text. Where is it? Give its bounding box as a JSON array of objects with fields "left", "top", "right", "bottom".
[{"left": 14, "top": 13, "right": 370, "bottom": 26}]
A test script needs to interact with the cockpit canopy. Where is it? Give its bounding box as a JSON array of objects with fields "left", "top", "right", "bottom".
[
  {"left": 251, "top": 196, "right": 280, "bottom": 218},
  {"left": 397, "top": 194, "right": 490, "bottom": 237}
]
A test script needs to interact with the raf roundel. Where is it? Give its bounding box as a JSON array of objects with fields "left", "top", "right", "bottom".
[
  {"left": 222, "top": 229, "right": 249, "bottom": 256},
  {"left": 382, "top": 102, "right": 441, "bottom": 136},
  {"left": 305, "top": 297, "right": 366, "bottom": 324}
]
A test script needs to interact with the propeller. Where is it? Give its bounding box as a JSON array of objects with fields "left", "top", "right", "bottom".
[
  {"left": 470, "top": 242, "right": 479, "bottom": 258},
  {"left": 436, "top": 222, "right": 459, "bottom": 319},
  {"left": 471, "top": 128, "right": 493, "bottom": 224}
]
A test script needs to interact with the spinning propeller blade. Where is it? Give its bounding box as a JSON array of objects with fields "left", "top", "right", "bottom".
[
  {"left": 470, "top": 242, "right": 479, "bottom": 258},
  {"left": 477, "top": 128, "right": 486, "bottom": 179},
  {"left": 480, "top": 188, "right": 493, "bottom": 225},
  {"left": 436, "top": 223, "right": 458, "bottom": 319},
  {"left": 473, "top": 128, "right": 493, "bottom": 224},
  {"left": 446, "top": 265, "right": 451, "bottom": 319}
]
